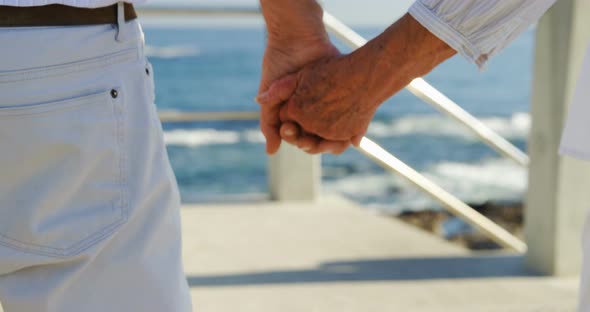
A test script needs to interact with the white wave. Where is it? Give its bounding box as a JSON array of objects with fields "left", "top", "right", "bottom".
[
  {"left": 368, "top": 112, "right": 530, "bottom": 141},
  {"left": 243, "top": 129, "right": 265, "bottom": 144},
  {"left": 325, "top": 158, "right": 527, "bottom": 213},
  {"left": 164, "top": 128, "right": 264, "bottom": 147},
  {"left": 162, "top": 113, "right": 529, "bottom": 147},
  {"left": 145, "top": 45, "right": 200, "bottom": 59},
  {"left": 164, "top": 129, "right": 239, "bottom": 147},
  {"left": 424, "top": 158, "right": 527, "bottom": 202},
  {"left": 324, "top": 174, "right": 396, "bottom": 198}
]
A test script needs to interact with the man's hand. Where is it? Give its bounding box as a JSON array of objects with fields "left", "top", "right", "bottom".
[
  {"left": 258, "top": 40, "right": 341, "bottom": 154},
  {"left": 258, "top": 0, "right": 350, "bottom": 155},
  {"left": 258, "top": 53, "right": 376, "bottom": 152},
  {"left": 259, "top": 14, "right": 457, "bottom": 155}
]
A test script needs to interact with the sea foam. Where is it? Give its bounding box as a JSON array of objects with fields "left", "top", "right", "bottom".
[
  {"left": 368, "top": 112, "right": 530, "bottom": 141},
  {"left": 163, "top": 128, "right": 264, "bottom": 147},
  {"left": 164, "top": 129, "right": 240, "bottom": 147},
  {"left": 162, "top": 112, "right": 530, "bottom": 148},
  {"left": 325, "top": 158, "right": 527, "bottom": 213},
  {"left": 145, "top": 45, "right": 201, "bottom": 59}
]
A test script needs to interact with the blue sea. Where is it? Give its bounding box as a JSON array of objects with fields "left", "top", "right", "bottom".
[{"left": 143, "top": 24, "right": 534, "bottom": 213}]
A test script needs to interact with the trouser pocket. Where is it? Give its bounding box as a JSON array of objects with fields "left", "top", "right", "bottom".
[{"left": 0, "top": 89, "right": 127, "bottom": 258}]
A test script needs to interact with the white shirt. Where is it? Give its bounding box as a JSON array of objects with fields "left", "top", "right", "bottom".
[
  {"left": 0, "top": 0, "right": 146, "bottom": 8},
  {"left": 409, "top": 0, "right": 590, "bottom": 161},
  {"left": 408, "top": 0, "right": 558, "bottom": 68}
]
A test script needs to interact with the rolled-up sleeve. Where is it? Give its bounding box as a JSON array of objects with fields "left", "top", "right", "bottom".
[{"left": 409, "top": 0, "right": 557, "bottom": 68}]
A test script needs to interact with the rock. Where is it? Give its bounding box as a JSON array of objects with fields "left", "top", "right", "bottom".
[{"left": 395, "top": 201, "right": 523, "bottom": 250}]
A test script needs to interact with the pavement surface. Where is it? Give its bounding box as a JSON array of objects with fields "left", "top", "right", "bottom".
[
  {"left": 0, "top": 195, "right": 577, "bottom": 311},
  {"left": 182, "top": 196, "right": 579, "bottom": 312}
]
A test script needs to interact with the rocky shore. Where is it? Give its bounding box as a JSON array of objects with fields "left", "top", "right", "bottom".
[{"left": 395, "top": 201, "right": 524, "bottom": 250}]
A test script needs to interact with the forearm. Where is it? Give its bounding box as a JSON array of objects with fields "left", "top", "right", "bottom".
[
  {"left": 259, "top": 0, "right": 330, "bottom": 47},
  {"left": 351, "top": 13, "right": 456, "bottom": 109}
]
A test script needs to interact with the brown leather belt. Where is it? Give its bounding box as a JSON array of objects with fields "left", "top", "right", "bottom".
[{"left": 0, "top": 3, "right": 137, "bottom": 27}]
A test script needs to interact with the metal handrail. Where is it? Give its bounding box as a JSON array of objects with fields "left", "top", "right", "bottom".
[
  {"left": 358, "top": 138, "right": 527, "bottom": 252},
  {"left": 324, "top": 12, "right": 526, "bottom": 252},
  {"left": 156, "top": 110, "right": 527, "bottom": 251},
  {"left": 149, "top": 8, "right": 527, "bottom": 252},
  {"left": 141, "top": 6, "right": 529, "bottom": 168}
]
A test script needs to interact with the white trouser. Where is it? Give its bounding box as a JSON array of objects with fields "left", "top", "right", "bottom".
[
  {"left": 580, "top": 214, "right": 590, "bottom": 311},
  {"left": 0, "top": 17, "right": 192, "bottom": 312}
]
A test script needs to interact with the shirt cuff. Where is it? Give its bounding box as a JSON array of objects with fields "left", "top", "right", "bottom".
[{"left": 408, "top": 1, "right": 487, "bottom": 69}]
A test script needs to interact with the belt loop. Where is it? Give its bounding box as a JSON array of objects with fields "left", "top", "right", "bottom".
[{"left": 115, "top": 2, "right": 127, "bottom": 42}]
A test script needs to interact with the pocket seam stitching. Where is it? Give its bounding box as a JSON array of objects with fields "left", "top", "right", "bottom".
[
  {"left": 0, "top": 89, "right": 128, "bottom": 258},
  {"left": 0, "top": 91, "right": 107, "bottom": 118},
  {"left": 0, "top": 202, "right": 125, "bottom": 258},
  {"left": 0, "top": 49, "right": 139, "bottom": 84}
]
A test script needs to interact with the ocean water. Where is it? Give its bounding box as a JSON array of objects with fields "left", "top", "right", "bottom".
[{"left": 143, "top": 25, "right": 534, "bottom": 213}]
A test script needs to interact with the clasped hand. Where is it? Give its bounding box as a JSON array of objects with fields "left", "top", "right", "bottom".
[{"left": 257, "top": 44, "right": 380, "bottom": 156}]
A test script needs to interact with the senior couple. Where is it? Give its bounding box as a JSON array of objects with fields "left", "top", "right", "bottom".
[{"left": 0, "top": 0, "right": 587, "bottom": 311}]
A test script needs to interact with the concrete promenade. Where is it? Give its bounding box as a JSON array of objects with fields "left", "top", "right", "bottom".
[
  {"left": 183, "top": 195, "right": 579, "bottom": 312},
  {"left": 0, "top": 195, "right": 577, "bottom": 312}
]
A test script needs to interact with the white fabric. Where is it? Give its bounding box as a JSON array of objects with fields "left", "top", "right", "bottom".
[
  {"left": 0, "top": 0, "right": 145, "bottom": 8},
  {"left": 408, "top": 0, "right": 590, "bottom": 161},
  {"left": 0, "top": 21, "right": 192, "bottom": 311},
  {"left": 560, "top": 44, "right": 590, "bottom": 161},
  {"left": 581, "top": 213, "right": 590, "bottom": 311},
  {"left": 408, "top": 3, "right": 590, "bottom": 310},
  {"left": 409, "top": 0, "right": 557, "bottom": 68}
]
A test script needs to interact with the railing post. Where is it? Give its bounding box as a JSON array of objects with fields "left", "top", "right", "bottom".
[
  {"left": 525, "top": 0, "right": 590, "bottom": 276},
  {"left": 268, "top": 144, "right": 321, "bottom": 201}
]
